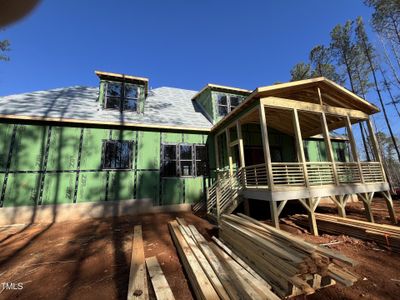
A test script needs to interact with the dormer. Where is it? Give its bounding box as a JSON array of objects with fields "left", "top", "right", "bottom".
[
  {"left": 192, "top": 84, "right": 251, "bottom": 124},
  {"left": 96, "top": 71, "right": 149, "bottom": 113}
]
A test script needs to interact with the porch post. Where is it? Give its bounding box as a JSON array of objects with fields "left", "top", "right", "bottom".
[
  {"left": 318, "top": 88, "right": 339, "bottom": 186},
  {"left": 293, "top": 109, "right": 319, "bottom": 235},
  {"left": 236, "top": 121, "right": 246, "bottom": 168},
  {"left": 345, "top": 116, "right": 364, "bottom": 183},
  {"left": 214, "top": 134, "right": 220, "bottom": 170},
  {"left": 259, "top": 102, "right": 274, "bottom": 191},
  {"left": 366, "top": 118, "right": 387, "bottom": 181},
  {"left": 320, "top": 112, "right": 339, "bottom": 185},
  {"left": 225, "top": 128, "right": 233, "bottom": 176},
  {"left": 259, "top": 102, "right": 279, "bottom": 228},
  {"left": 292, "top": 108, "right": 309, "bottom": 187},
  {"left": 366, "top": 118, "right": 397, "bottom": 223}
]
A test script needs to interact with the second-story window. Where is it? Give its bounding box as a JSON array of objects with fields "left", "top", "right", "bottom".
[
  {"left": 217, "top": 94, "right": 242, "bottom": 117},
  {"left": 105, "top": 82, "right": 139, "bottom": 112}
]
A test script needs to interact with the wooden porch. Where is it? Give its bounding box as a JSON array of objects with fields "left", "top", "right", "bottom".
[{"left": 207, "top": 78, "right": 397, "bottom": 235}]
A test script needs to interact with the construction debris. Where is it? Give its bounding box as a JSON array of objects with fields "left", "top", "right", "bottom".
[
  {"left": 291, "top": 213, "right": 400, "bottom": 252},
  {"left": 219, "top": 213, "right": 359, "bottom": 298}
]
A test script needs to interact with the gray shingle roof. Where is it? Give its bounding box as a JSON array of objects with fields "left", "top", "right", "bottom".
[{"left": 0, "top": 86, "right": 212, "bottom": 130}]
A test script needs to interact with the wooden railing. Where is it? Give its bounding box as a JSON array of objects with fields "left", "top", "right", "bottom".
[
  {"left": 241, "top": 161, "right": 385, "bottom": 188},
  {"left": 336, "top": 162, "right": 362, "bottom": 184},
  {"left": 360, "top": 162, "right": 385, "bottom": 183},
  {"left": 271, "top": 162, "right": 305, "bottom": 186},
  {"left": 206, "top": 169, "right": 243, "bottom": 219},
  {"left": 306, "top": 162, "right": 335, "bottom": 186}
]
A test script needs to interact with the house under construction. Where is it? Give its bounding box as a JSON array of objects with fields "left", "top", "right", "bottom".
[{"left": 0, "top": 71, "right": 396, "bottom": 233}]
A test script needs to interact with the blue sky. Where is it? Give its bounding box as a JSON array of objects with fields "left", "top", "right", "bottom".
[{"left": 0, "top": 0, "right": 397, "bottom": 135}]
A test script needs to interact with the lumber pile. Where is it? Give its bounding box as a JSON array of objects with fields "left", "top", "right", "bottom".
[
  {"left": 291, "top": 213, "right": 400, "bottom": 252},
  {"left": 219, "top": 214, "right": 358, "bottom": 298},
  {"left": 168, "top": 218, "right": 281, "bottom": 300}
]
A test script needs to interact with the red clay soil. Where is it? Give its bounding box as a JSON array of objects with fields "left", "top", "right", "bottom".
[
  {"left": 0, "top": 212, "right": 215, "bottom": 300},
  {"left": 0, "top": 198, "right": 400, "bottom": 300}
]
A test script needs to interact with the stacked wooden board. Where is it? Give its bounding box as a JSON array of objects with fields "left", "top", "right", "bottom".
[
  {"left": 168, "top": 218, "right": 281, "bottom": 300},
  {"left": 219, "top": 214, "right": 359, "bottom": 298},
  {"left": 291, "top": 213, "right": 400, "bottom": 252}
]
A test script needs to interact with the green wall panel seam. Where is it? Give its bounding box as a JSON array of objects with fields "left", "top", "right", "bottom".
[
  {"left": 37, "top": 126, "right": 52, "bottom": 205},
  {"left": 73, "top": 128, "right": 84, "bottom": 203},
  {"left": 0, "top": 124, "right": 17, "bottom": 207}
]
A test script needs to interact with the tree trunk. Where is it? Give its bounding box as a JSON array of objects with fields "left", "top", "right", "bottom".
[{"left": 360, "top": 35, "right": 400, "bottom": 162}]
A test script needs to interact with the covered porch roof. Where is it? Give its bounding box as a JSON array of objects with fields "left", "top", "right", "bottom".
[{"left": 211, "top": 77, "right": 380, "bottom": 135}]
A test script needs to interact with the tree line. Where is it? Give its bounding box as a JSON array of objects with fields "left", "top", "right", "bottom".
[{"left": 289, "top": 0, "right": 400, "bottom": 189}]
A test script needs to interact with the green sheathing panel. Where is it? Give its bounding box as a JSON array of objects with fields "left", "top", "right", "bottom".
[
  {"left": 162, "top": 178, "right": 183, "bottom": 205},
  {"left": 138, "top": 85, "right": 146, "bottom": 113},
  {"left": 206, "top": 135, "right": 216, "bottom": 169},
  {"left": 98, "top": 81, "right": 105, "bottom": 106},
  {"left": 0, "top": 123, "right": 13, "bottom": 171},
  {"left": 137, "top": 171, "right": 160, "bottom": 204},
  {"left": 108, "top": 171, "right": 135, "bottom": 201},
  {"left": 111, "top": 129, "right": 135, "bottom": 141},
  {"left": 10, "top": 125, "right": 47, "bottom": 171},
  {"left": 185, "top": 177, "right": 204, "bottom": 204},
  {"left": 196, "top": 89, "right": 214, "bottom": 123},
  {"left": 217, "top": 133, "right": 228, "bottom": 169},
  {"left": 184, "top": 133, "right": 203, "bottom": 144},
  {"left": 47, "top": 126, "right": 80, "bottom": 171},
  {"left": 3, "top": 173, "right": 40, "bottom": 206},
  {"left": 41, "top": 173, "right": 76, "bottom": 205},
  {"left": 304, "top": 140, "right": 327, "bottom": 162},
  {"left": 137, "top": 131, "right": 160, "bottom": 169},
  {"left": 80, "top": 128, "right": 109, "bottom": 170},
  {"left": 162, "top": 132, "right": 183, "bottom": 143},
  {"left": 77, "top": 172, "right": 107, "bottom": 202}
]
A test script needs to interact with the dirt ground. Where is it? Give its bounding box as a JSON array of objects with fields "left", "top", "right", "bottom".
[{"left": 0, "top": 198, "right": 399, "bottom": 300}]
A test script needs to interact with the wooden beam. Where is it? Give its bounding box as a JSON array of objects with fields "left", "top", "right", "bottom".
[
  {"left": 381, "top": 190, "right": 398, "bottom": 224},
  {"left": 0, "top": 114, "right": 210, "bottom": 133},
  {"left": 260, "top": 96, "right": 369, "bottom": 120},
  {"left": 269, "top": 201, "right": 280, "bottom": 229},
  {"left": 168, "top": 221, "right": 220, "bottom": 300},
  {"left": 128, "top": 225, "right": 149, "bottom": 300},
  {"left": 259, "top": 101, "right": 274, "bottom": 191},
  {"left": 145, "top": 256, "right": 175, "bottom": 300}
]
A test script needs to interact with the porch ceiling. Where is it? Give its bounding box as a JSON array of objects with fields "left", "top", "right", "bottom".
[{"left": 240, "top": 107, "right": 353, "bottom": 139}]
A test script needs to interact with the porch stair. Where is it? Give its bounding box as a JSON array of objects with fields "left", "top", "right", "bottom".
[{"left": 206, "top": 170, "right": 244, "bottom": 222}]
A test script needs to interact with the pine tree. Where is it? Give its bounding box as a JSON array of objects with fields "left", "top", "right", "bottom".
[
  {"left": 330, "top": 20, "right": 373, "bottom": 160},
  {"left": 355, "top": 16, "right": 400, "bottom": 162},
  {"left": 290, "top": 62, "right": 312, "bottom": 81},
  {"left": 309, "top": 45, "right": 345, "bottom": 84}
]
